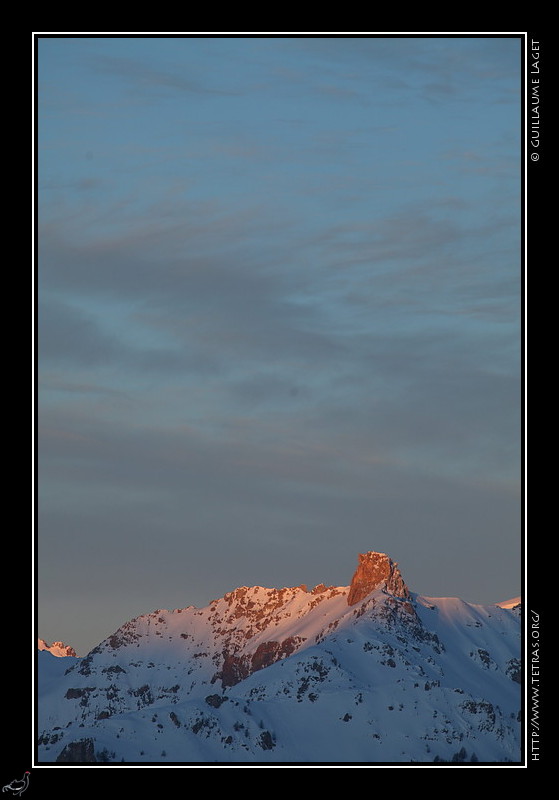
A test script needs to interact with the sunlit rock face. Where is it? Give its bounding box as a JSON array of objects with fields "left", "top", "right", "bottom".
[
  {"left": 347, "top": 552, "right": 410, "bottom": 606},
  {"left": 38, "top": 639, "right": 77, "bottom": 658}
]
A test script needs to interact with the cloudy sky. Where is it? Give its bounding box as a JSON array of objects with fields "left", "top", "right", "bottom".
[{"left": 38, "top": 36, "right": 522, "bottom": 655}]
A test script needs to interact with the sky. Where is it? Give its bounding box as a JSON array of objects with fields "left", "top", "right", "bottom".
[{"left": 37, "top": 35, "right": 522, "bottom": 656}]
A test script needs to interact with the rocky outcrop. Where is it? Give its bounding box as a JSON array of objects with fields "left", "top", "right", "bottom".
[
  {"left": 217, "top": 636, "right": 307, "bottom": 688},
  {"left": 55, "top": 738, "right": 97, "bottom": 763},
  {"left": 347, "top": 552, "right": 410, "bottom": 606}
]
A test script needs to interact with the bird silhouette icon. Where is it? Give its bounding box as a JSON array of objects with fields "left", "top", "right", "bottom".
[{"left": 2, "top": 773, "right": 30, "bottom": 796}]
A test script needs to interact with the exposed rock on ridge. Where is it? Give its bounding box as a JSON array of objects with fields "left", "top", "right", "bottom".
[{"left": 347, "top": 552, "right": 410, "bottom": 606}]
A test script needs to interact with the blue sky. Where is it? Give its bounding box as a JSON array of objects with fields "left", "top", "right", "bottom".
[{"left": 38, "top": 36, "right": 522, "bottom": 655}]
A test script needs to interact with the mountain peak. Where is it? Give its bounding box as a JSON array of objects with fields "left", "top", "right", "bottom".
[{"left": 347, "top": 551, "right": 410, "bottom": 606}]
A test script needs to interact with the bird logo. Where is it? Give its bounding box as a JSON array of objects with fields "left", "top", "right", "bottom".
[{"left": 2, "top": 773, "right": 30, "bottom": 796}]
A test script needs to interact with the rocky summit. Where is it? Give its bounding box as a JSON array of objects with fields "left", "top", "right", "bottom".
[
  {"left": 38, "top": 552, "right": 522, "bottom": 764},
  {"left": 347, "top": 552, "right": 410, "bottom": 605}
]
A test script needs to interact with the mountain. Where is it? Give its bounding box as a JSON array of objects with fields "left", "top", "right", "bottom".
[
  {"left": 38, "top": 639, "right": 77, "bottom": 658},
  {"left": 38, "top": 552, "right": 521, "bottom": 764}
]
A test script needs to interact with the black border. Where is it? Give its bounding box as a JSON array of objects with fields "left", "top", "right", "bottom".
[{"left": 525, "top": 31, "right": 540, "bottom": 769}]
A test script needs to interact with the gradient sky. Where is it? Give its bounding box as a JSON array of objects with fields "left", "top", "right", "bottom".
[{"left": 37, "top": 35, "right": 522, "bottom": 655}]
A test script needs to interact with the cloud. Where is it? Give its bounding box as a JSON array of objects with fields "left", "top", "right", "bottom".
[
  {"left": 40, "top": 176, "right": 103, "bottom": 192},
  {"left": 38, "top": 195, "right": 351, "bottom": 377},
  {"left": 40, "top": 373, "right": 130, "bottom": 400},
  {"left": 91, "top": 53, "right": 240, "bottom": 98},
  {"left": 39, "top": 297, "right": 123, "bottom": 366}
]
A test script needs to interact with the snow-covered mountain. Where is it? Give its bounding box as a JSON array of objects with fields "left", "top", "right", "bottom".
[{"left": 38, "top": 552, "right": 521, "bottom": 764}]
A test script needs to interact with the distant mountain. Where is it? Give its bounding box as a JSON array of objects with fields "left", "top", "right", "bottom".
[
  {"left": 38, "top": 639, "right": 77, "bottom": 658},
  {"left": 38, "top": 552, "right": 521, "bottom": 764}
]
